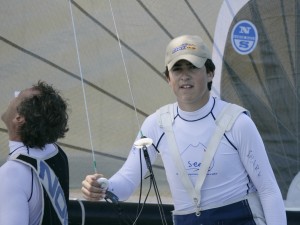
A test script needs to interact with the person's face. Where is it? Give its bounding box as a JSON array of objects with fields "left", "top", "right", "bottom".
[
  {"left": 168, "top": 60, "right": 213, "bottom": 111},
  {"left": 1, "top": 88, "right": 37, "bottom": 140}
]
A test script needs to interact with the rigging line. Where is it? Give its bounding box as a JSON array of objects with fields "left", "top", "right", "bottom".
[
  {"left": 68, "top": 0, "right": 98, "bottom": 173},
  {"left": 108, "top": 0, "right": 143, "bottom": 137},
  {"left": 108, "top": 2, "right": 167, "bottom": 224},
  {"left": 70, "top": 1, "right": 166, "bottom": 80}
]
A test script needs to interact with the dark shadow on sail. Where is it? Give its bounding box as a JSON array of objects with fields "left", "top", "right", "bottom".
[{"left": 221, "top": 0, "right": 300, "bottom": 197}]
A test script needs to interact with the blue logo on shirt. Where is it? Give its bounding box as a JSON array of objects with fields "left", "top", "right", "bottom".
[
  {"left": 39, "top": 160, "right": 68, "bottom": 225},
  {"left": 231, "top": 20, "right": 258, "bottom": 55}
]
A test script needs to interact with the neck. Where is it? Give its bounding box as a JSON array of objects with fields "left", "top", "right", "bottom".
[
  {"left": 8, "top": 131, "right": 22, "bottom": 142},
  {"left": 178, "top": 95, "right": 210, "bottom": 112}
]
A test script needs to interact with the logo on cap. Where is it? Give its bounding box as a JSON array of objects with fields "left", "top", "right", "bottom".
[
  {"left": 231, "top": 20, "right": 258, "bottom": 55},
  {"left": 172, "top": 43, "right": 197, "bottom": 54}
]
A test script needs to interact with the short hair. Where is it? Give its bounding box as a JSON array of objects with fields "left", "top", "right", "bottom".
[
  {"left": 17, "top": 81, "right": 69, "bottom": 148},
  {"left": 164, "top": 59, "right": 215, "bottom": 91}
]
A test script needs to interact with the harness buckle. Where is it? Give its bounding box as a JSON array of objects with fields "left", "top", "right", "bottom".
[{"left": 194, "top": 198, "right": 201, "bottom": 216}]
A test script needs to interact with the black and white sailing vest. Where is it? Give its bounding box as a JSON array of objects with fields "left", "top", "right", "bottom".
[{"left": 10, "top": 144, "right": 69, "bottom": 225}]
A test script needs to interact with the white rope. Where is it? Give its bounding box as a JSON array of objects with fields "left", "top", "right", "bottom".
[
  {"left": 70, "top": 198, "right": 86, "bottom": 225},
  {"left": 107, "top": 5, "right": 169, "bottom": 225},
  {"left": 68, "top": 0, "right": 147, "bottom": 173},
  {"left": 68, "top": 0, "right": 98, "bottom": 173},
  {"left": 68, "top": 1, "right": 167, "bottom": 224},
  {"left": 108, "top": 0, "right": 143, "bottom": 136}
]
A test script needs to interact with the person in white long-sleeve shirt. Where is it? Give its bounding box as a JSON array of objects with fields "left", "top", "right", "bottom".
[
  {"left": 0, "top": 81, "right": 69, "bottom": 225},
  {"left": 82, "top": 35, "right": 287, "bottom": 225}
]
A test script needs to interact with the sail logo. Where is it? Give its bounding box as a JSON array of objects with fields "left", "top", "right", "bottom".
[{"left": 231, "top": 20, "right": 258, "bottom": 55}]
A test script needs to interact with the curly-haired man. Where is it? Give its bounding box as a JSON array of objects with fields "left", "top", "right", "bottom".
[{"left": 0, "top": 81, "right": 70, "bottom": 225}]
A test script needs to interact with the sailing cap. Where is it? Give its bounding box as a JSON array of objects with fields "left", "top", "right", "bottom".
[{"left": 165, "top": 35, "right": 211, "bottom": 70}]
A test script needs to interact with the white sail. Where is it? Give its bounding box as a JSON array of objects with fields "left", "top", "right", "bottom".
[{"left": 0, "top": 0, "right": 299, "bottom": 205}]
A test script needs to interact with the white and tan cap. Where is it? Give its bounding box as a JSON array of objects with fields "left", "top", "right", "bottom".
[{"left": 165, "top": 35, "right": 211, "bottom": 70}]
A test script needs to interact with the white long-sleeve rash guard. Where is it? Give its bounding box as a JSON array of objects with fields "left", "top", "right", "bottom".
[{"left": 107, "top": 96, "right": 287, "bottom": 225}]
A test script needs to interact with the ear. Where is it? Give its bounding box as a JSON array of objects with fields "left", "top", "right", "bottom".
[
  {"left": 207, "top": 71, "right": 214, "bottom": 82},
  {"left": 167, "top": 77, "right": 171, "bottom": 83},
  {"left": 166, "top": 75, "right": 171, "bottom": 84},
  {"left": 13, "top": 114, "right": 25, "bottom": 126}
]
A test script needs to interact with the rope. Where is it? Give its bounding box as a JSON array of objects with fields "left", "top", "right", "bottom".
[
  {"left": 68, "top": 0, "right": 98, "bottom": 173},
  {"left": 108, "top": 0, "right": 143, "bottom": 137},
  {"left": 72, "top": 198, "right": 86, "bottom": 225},
  {"left": 67, "top": 1, "right": 168, "bottom": 224}
]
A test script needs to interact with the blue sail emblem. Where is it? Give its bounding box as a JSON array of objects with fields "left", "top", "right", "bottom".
[{"left": 231, "top": 20, "right": 258, "bottom": 55}]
